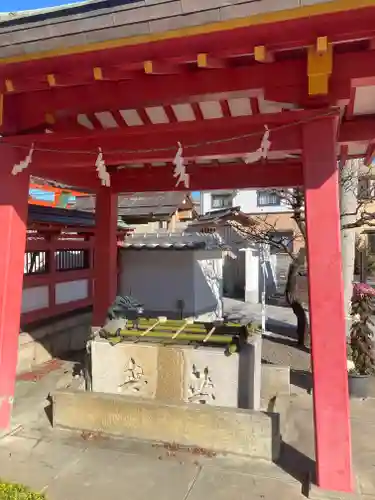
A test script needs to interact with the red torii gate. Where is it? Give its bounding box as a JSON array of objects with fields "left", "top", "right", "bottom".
[{"left": 1, "top": 0, "right": 375, "bottom": 493}]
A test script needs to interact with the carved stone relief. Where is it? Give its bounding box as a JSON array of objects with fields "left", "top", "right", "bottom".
[
  {"left": 118, "top": 357, "right": 148, "bottom": 395},
  {"left": 188, "top": 364, "right": 216, "bottom": 404}
]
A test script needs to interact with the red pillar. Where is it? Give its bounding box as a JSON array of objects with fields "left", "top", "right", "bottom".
[
  {"left": 92, "top": 188, "right": 118, "bottom": 326},
  {"left": 303, "top": 117, "right": 353, "bottom": 492},
  {"left": 0, "top": 149, "right": 29, "bottom": 429}
]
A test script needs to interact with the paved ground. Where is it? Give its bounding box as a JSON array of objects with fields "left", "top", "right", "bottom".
[
  {"left": 1, "top": 361, "right": 307, "bottom": 500},
  {"left": 224, "top": 298, "right": 311, "bottom": 373},
  {"left": 224, "top": 298, "right": 375, "bottom": 394},
  {"left": 1, "top": 303, "right": 375, "bottom": 499}
]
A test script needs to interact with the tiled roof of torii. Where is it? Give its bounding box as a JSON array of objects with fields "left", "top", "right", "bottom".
[{"left": 0, "top": 0, "right": 366, "bottom": 59}]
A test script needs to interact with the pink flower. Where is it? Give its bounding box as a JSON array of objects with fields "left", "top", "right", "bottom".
[{"left": 353, "top": 283, "right": 375, "bottom": 298}]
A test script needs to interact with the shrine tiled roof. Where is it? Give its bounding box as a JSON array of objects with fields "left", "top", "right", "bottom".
[
  {"left": 28, "top": 204, "right": 129, "bottom": 229},
  {"left": 190, "top": 206, "right": 257, "bottom": 227},
  {"left": 0, "top": 0, "right": 314, "bottom": 58},
  {"left": 120, "top": 231, "right": 228, "bottom": 251},
  {"left": 74, "top": 192, "right": 192, "bottom": 220}
]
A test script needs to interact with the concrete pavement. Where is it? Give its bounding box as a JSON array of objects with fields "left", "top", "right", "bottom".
[
  {"left": 2, "top": 376, "right": 375, "bottom": 500},
  {"left": 1, "top": 303, "right": 375, "bottom": 500}
]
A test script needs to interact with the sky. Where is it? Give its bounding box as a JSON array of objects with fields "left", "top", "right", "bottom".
[{"left": 2, "top": 0, "right": 83, "bottom": 10}]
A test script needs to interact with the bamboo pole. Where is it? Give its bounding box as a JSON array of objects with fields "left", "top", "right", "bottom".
[
  {"left": 172, "top": 321, "right": 188, "bottom": 340},
  {"left": 117, "top": 330, "right": 233, "bottom": 344},
  {"left": 203, "top": 326, "right": 216, "bottom": 343},
  {"left": 140, "top": 319, "right": 160, "bottom": 337}
]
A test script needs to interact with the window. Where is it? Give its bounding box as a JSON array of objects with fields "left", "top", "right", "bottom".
[
  {"left": 211, "top": 194, "right": 232, "bottom": 209},
  {"left": 55, "top": 250, "right": 90, "bottom": 271},
  {"left": 257, "top": 190, "right": 281, "bottom": 207},
  {"left": 24, "top": 251, "right": 48, "bottom": 275},
  {"left": 358, "top": 178, "right": 374, "bottom": 200},
  {"left": 368, "top": 233, "right": 375, "bottom": 254}
]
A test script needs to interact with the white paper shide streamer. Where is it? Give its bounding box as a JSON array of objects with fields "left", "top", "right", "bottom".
[
  {"left": 244, "top": 125, "right": 271, "bottom": 164},
  {"left": 173, "top": 142, "right": 190, "bottom": 189},
  {"left": 95, "top": 147, "right": 110, "bottom": 187},
  {"left": 11, "top": 144, "right": 34, "bottom": 175}
]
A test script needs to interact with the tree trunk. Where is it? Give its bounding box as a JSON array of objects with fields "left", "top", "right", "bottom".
[
  {"left": 285, "top": 248, "right": 308, "bottom": 346},
  {"left": 340, "top": 159, "right": 360, "bottom": 337}
]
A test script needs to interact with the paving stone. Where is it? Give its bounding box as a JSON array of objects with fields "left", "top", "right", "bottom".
[
  {"left": 357, "top": 470, "right": 375, "bottom": 497},
  {"left": 45, "top": 447, "right": 198, "bottom": 500},
  {"left": 187, "top": 467, "right": 304, "bottom": 500},
  {"left": 0, "top": 440, "right": 85, "bottom": 493}
]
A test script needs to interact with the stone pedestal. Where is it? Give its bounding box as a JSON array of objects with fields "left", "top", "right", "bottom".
[{"left": 90, "top": 334, "right": 262, "bottom": 410}]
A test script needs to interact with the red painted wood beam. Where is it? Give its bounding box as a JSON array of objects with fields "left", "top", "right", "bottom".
[
  {"left": 364, "top": 141, "right": 375, "bottom": 166},
  {"left": 21, "top": 298, "right": 92, "bottom": 327},
  {"left": 6, "top": 110, "right": 328, "bottom": 169},
  {"left": 12, "top": 110, "right": 315, "bottom": 144},
  {"left": 110, "top": 161, "right": 303, "bottom": 192},
  {"left": 30, "top": 131, "right": 299, "bottom": 168},
  {"left": 2, "top": 6, "right": 375, "bottom": 86},
  {"left": 21, "top": 110, "right": 375, "bottom": 171},
  {"left": 7, "top": 113, "right": 374, "bottom": 175},
  {"left": 0, "top": 152, "right": 29, "bottom": 429},
  {"left": 24, "top": 268, "right": 92, "bottom": 288},
  {"left": 340, "top": 115, "right": 375, "bottom": 143},
  {"left": 22, "top": 109, "right": 375, "bottom": 155},
  {"left": 93, "top": 190, "right": 118, "bottom": 326},
  {"left": 303, "top": 116, "right": 353, "bottom": 492},
  {"left": 344, "top": 87, "right": 357, "bottom": 119},
  {"left": 5, "top": 48, "right": 375, "bottom": 135},
  {"left": 27, "top": 239, "right": 92, "bottom": 252},
  {"left": 33, "top": 161, "right": 302, "bottom": 193}
]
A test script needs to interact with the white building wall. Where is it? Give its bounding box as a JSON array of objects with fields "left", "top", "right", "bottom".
[
  {"left": 193, "top": 250, "right": 223, "bottom": 321},
  {"left": 216, "top": 225, "right": 247, "bottom": 297},
  {"left": 245, "top": 249, "right": 260, "bottom": 304},
  {"left": 201, "top": 189, "right": 292, "bottom": 215},
  {"left": 120, "top": 250, "right": 194, "bottom": 317},
  {"left": 200, "top": 192, "right": 212, "bottom": 214},
  {"left": 119, "top": 249, "right": 223, "bottom": 320}
]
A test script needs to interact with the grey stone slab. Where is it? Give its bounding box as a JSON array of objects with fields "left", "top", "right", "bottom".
[
  {"left": 201, "top": 456, "right": 300, "bottom": 485},
  {"left": 0, "top": 439, "right": 85, "bottom": 492},
  {"left": 181, "top": 0, "right": 248, "bottom": 14},
  {"left": 53, "top": 389, "right": 281, "bottom": 460},
  {"left": 351, "top": 421, "right": 375, "bottom": 459},
  {"left": 113, "top": 1, "right": 183, "bottom": 25},
  {"left": 188, "top": 467, "right": 304, "bottom": 500},
  {"left": 83, "top": 22, "right": 151, "bottom": 44},
  {"left": 0, "top": 0, "right": 312, "bottom": 59},
  {"left": 301, "top": 0, "right": 333, "bottom": 4},
  {"left": 261, "top": 365, "right": 291, "bottom": 400},
  {"left": 308, "top": 484, "right": 360, "bottom": 500},
  {"left": 45, "top": 447, "right": 198, "bottom": 500},
  {"left": 149, "top": 9, "right": 221, "bottom": 32},
  {"left": 220, "top": 0, "right": 300, "bottom": 21},
  {"left": 0, "top": 434, "right": 40, "bottom": 454}
]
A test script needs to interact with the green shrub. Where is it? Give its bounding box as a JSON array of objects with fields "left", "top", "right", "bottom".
[
  {"left": 350, "top": 283, "right": 375, "bottom": 375},
  {"left": 0, "top": 481, "right": 45, "bottom": 500}
]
